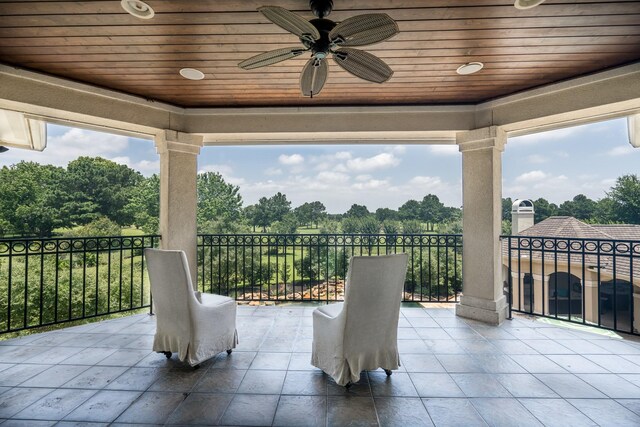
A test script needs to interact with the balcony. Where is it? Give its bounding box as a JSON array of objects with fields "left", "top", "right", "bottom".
[{"left": 2, "top": 304, "right": 640, "bottom": 425}]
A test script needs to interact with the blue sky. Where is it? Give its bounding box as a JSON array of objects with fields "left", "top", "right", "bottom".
[{"left": 1, "top": 118, "right": 637, "bottom": 214}]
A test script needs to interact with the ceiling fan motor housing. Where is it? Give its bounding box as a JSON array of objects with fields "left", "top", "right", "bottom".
[
  {"left": 309, "top": 0, "right": 333, "bottom": 18},
  {"left": 302, "top": 18, "right": 337, "bottom": 57}
]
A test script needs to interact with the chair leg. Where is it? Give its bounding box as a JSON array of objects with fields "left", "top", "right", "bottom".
[
  {"left": 345, "top": 382, "right": 352, "bottom": 390},
  {"left": 157, "top": 351, "right": 172, "bottom": 359},
  {"left": 384, "top": 369, "right": 392, "bottom": 376},
  {"left": 227, "top": 349, "right": 233, "bottom": 355}
]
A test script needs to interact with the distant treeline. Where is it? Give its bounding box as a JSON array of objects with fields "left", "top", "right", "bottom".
[{"left": 1, "top": 157, "right": 638, "bottom": 237}]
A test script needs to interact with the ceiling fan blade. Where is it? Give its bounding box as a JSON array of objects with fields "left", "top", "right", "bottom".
[
  {"left": 259, "top": 6, "right": 320, "bottom": 42},
  {"left": 300, "top": 58, "right": 328, "bottom": 97},
  {"left": 333, "top": 48, "right": 393, "bottom": 83},
  {"left": 329, "top": 14, "right": 399, "bottom": 47},
  {"left": 238, "top": 47, "right": 306, "bottom": 70}
]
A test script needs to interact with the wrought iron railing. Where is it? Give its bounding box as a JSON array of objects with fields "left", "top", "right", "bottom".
[
  {"left": 0, "top": 235, "right": 159, "bottom": 333},
  {"left": 197, "top": 234, "right": 463, "bottom": 303},
  {"left": 503, "top": 235, "right": 639, "bottom": 336}
]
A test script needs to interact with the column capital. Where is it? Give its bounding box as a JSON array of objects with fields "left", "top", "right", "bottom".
[
  {"left": 155, "top": 130, "right": 204, "bottom": 155},
  {"left": 456, "top": 126, "right": 506, "bottom": 153}
]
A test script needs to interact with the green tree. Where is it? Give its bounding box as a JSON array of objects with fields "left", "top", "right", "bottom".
[
  {"left": 398, "top": 200, "right": 421, "bottom": 221},
  {"left": 376, "top": 207, "right": 398, "bottom": 222},
  {"left": 533, "top": 198, "right": 558, "bottom": 223},
  {"left": 345, "top": 204, "right": 370, "bottom": 218},
  {"left": 558, "top": 194, "right": 596, "bottom": 220},
  {"left": 308, "top": 201, "right": 327, "bottom": 227},
  {"left": 268, "top": 192, "right": 292, "bottom": 223},
  {"left": 271, "top": 213, "right": 298, "bottom": 234},
  {"left": 124, "top": 174, "right": 159, "bottom": 234},
  {"left": 420, "top": 194, "right": 445, "bottom": 223},
  {"left": 294, "top": 203, "right": 313, "bottom": 227},
  {"left": 0, "top": 162, "right": 66, "bottom": 236},
  {"left": 197, "top": 172, "right": 243, "bottom": 227},
  {"left": 402, "top": 220, "right": 423, "bottom": 234},
  {"left": 502, "top": 197, "right": 513, "bottom": 221},
  {"left": 607, "top": 174, "right": 640, "bottom": 224},
  {"left": 594, "top": 197, "right": 617, "bottom": 223},
  {"left": 63, "top": 157, "right": 142, "bottom": 226}
]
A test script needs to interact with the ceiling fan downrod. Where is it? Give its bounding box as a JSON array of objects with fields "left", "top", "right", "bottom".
[{"left": 309, "top": 0, "right": 333, "bottom": 18}]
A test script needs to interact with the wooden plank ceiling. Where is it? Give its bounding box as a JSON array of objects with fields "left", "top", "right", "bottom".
[{"left": 0, "top": 0, "right": 639, "bottom": 108}]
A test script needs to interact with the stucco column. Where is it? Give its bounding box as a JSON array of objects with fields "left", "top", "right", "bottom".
[
  {"left": 155, "top": 130, "right": 204, "bottom": 284},
  {"left": 455, "top": 126, "right": 508, "bottom": 325}
]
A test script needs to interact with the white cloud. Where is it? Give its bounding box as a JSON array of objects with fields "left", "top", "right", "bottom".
[
  {"left": 386, "top": 145, "right": 407, "bottom": 154},
  {"left": 352, "top": 179, "right": 390, "bottom": 190},
  {"left": 278, "top": 153, "right": 304, "bottom": 165},
  {"left": 355, "top": 174, "right": 372, "bottom": 182},
  {"left": 264, "top": 167, "right": 283, "bottom": 176},
  {"left": 335, "top": 151, "right": 352, "bottom": 160},
  {"left": 408, "top": 176, "right": 444, "bottom": 187},
  {"left": 429, "top": 145, "right": 459, "bottom": 156},
  {"left": 317, "top": 171, "right": 350, "bottom": 184},
  {"left": 515, "top": 170, "right": 548, "bottom": 183},
  {"left": 346, "top": 152, "right": 400, "bottom": 172},
  {"left": 607, "top": 145, "right": 635, "bottom": 156}
]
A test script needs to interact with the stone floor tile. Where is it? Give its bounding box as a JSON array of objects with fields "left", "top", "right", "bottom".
[
  {"left": 249, "top": 351, "right": 291, "bottom": 370},
  {"left": 534, "top": 373, "right": 607, "bottom": 398},
  {"left": 470, "top": 354, "right": 527, "bottom": 374},
  {"left": 558, "top": 339, "right": 612, "bottom": 354},
  {"left": 443, "top": 327, "right": 483, "bottom": 340},
  {"left": 60, "top": 333, "right": 110, "bottom": 348},
  {"left": 59, "top": 347, "right": 116, "bottom": 366},
  {"left": 593, "top": 340, "right": 640, "bottom": 355},
  {"left": 237, "top": 369, "right": 286, "bottom": 394},
  {"left": 105, "top": 367, "right": 166, "bottom": 391},
  {"left": 209, "top": 351, "right": 256, "bottom": 370},
  {"left": 584, "top": 354, "right": 640, "bottom": 373},
  {"left": 521, "top": 339, "right": 574, "bottom": 355},
  {"left": 398, "top": 327, "right": 422, "bottom": 340},
  {"left": 407, "top": 317, "right": 440, "bottom": 328},
  {"left": 422, "top": 398, "right": 487, "bottom": 427},
  {"left": 164, "top": 392, "right": 233, "bottom": 425},
  {"left": 494, "top": 373, "right": 558, "bottom": 398},
  {"left": 457, "top": 339, "right": 499, "bottom": 354},
  {"left": 450, "top": 373, "right": 511, "bottom": 398},
  {"left": 287, "top": 352, "right": 316, "bottom": 371},
  {"left": 281, "top": 370, "right": 326, "bottom": 395},
  {"left": 616, "top": 399, "right": 640, "bottom": 416},
  {"left": 327, "top": 395, "right": 378, "bottom": 427},
  {"left": 220, "top": 394, "right": 279, "bottom": 426},
  {"left": 398, "top": 339, "right": 430, "bottom": 353},
  {"left": 114, "top": 391, "right": 185, "bottom": 424},
  {"left": 96, "top": 349, "right": 151, "bottom": 367},
  {"left": 0, "top": 387, "right": 54, "bottom": 418},
  {"left": 518, "top": 398, "right": 597, "bottom": 427},
  {"left": 400, "top": 354, "right": 445, "bottom": 373},
  {"left": 435, "top": 354, "right": 485, "bottom": 373},
  {"left": 23, "top": 346, "right": 80, "bottom": 364},
  {"left": 13, "top": 388, "right": 96, "bottom": 420},
  {"left": 471, "top": 397, "right": 542, "bottom": 427},
  {"left": 193, "top": 368, "right": 247, "bottom": 393},
  {"left": 0, "top": 363, "right": 50, "bottom": 386},
  {"left": 568, "top": 398, "right": 640, "bottom": 427},
  {"left": 487, "top": 339, "right": 538, "bottom": 355},
  {"left": 63, "top": 390, "right": 141, "bottom": 422},
  {"left": 509, "top": 354, "right": 568, "bottom": 374},
  {"left": 61, "top": 366, "right": 128, "bottom": 389},
  {"left": 147, "top": 367, "right": 205, "bottom": 392},
  {"left": 20, "top": 364, "right": 89, "bottom": 388},
  {"left": 368, "top": 371, "right": 418, "bottom": 397},
  {"left": 1, "top": 420, "right": 57, "bottom": 426},
  {"left": 547, "top": 354, "right": 610, "bottom": 373},
  {"left": 411, "top": 373, "right": 464, "bottom": 398},
  {"left": 273, "top": 395, "right": 326, "bottom": 427},
  {"left": 26, "top": 332, "right": 75, "bottom": 347},
  {"left": 57, "top": 421, "right": 109, "bottom": 426},
  {"left": 577, "top": 373, "right": 640, "bottom": 398},
  {"left": 375, "top": 396, "right": 434, "bottom": 427},
  {"left": 424, "top": 339, "right": 467, "bottom": 354}
]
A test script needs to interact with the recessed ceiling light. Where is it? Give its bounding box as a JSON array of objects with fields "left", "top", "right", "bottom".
[
  {"left": 121, "top": 0, "right": 155, "bottom": 19},
  {"left": 456, "top": 62, "right": 484, "bottom": 75},
  {"left": 179, "top": 68, "right": 205, "bottom": 80},
  {"left": 514, "top": 0, "right": 545, "bottom": 10}
]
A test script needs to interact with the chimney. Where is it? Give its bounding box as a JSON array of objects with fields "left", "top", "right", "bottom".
[{"left": 512, "top": 199, "right": 534, "bottom": 234}]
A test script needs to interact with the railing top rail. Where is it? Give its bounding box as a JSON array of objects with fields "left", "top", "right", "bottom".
[
  {"left": 501, "top": 234, "right": 640, "bottom": 245},
  {"left": 0, "top": 234, "right": 161, "bottom": 242}
]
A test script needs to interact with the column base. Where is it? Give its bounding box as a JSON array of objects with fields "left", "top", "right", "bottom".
[{"left": 455, "top": 294, "right": 508, "bottom": 326}]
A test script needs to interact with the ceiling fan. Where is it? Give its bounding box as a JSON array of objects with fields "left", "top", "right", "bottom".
[{"left": 238, "top": 0, "right": 399, "bottom": 97}]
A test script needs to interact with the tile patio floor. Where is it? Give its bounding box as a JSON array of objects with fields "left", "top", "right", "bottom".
[{"left": 1, "top": 303, "right": 640, "bottom": 426}]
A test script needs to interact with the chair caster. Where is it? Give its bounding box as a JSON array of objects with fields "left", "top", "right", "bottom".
[
  {"left": 345, "top": 382, "right": 352, "bottom": 390},
  {"left": 384, "top": 369, "right": 392, "bottom": 376},
  {"left": 193, "top": 364, "right": 200, "bottom": 370},
  {"left": 226, "top": 349, "right": 233, "bottom": 355},
  {"left": 160, "top": 351, "right": 172, "bottom": 359}
]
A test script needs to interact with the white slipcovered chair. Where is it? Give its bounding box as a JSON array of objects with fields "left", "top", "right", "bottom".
[
  {"left": 144, "top": 248, "right": 238, "bottom": 367},
  {"left": 311, "top": 253, "right": 408, "bottom": 386}
]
